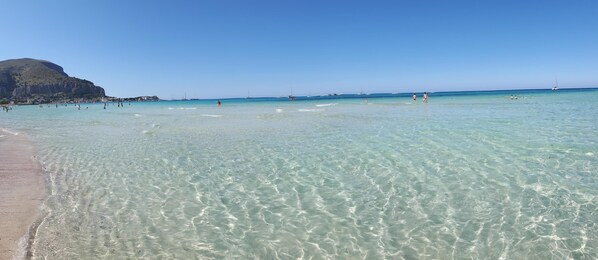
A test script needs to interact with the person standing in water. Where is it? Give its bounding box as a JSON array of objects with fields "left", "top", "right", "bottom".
[
  {"left": 217, "top": 100, "right": 221, "bottom": 106},
  {"left": 412, "top": 93, "right": 417, "bottom": 101},
  {"left": 423, "top": 92, "right": 428, "bottom": 103}
]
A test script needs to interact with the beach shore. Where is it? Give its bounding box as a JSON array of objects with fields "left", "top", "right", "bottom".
[{"left": 0, "top": 130, "right": 45, "bottom": 260}]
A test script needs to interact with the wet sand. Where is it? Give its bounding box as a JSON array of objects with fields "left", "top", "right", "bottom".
[{"left": 0, "top": 130, "right": 45, "bottom": 260}]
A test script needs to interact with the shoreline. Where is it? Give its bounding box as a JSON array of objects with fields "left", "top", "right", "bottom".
[{"left": 0, "top": 129, "right": 46, "bottom": 260}]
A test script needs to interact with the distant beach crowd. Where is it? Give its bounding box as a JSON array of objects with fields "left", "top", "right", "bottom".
[
  {"left": 1, "top": 105, "right": 12, "bottom": 112},
  {"left": 1, "top": 92, "right": 538, "bottom": 113}
]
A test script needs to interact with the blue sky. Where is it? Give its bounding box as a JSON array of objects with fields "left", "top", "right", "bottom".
[{"left": 2, "top": 0, "right": 597, "bottom": 99}]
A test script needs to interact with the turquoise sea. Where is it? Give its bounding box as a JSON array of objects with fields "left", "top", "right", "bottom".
[{"left": 1, "top": 89, "right": 597, "bottom": 259}]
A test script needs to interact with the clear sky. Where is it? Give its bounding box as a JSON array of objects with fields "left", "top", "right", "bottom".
[{"left": 2, "top": 0, "right": 597, "bottom": 99}]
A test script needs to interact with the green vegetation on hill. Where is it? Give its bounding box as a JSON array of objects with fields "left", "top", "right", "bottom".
[{"left": 0, "top": 58, "right": 105, "bottom": 104}]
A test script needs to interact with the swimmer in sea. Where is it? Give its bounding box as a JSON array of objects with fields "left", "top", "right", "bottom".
[
  {"left": 423, "top": 92, "right": 428, "bottom": 103},
  {"left": 412, "top": 93, "right": 417, "bottom": 101},
  {"left": 217, "top": 100, "right": 221, "bottom": 106}
]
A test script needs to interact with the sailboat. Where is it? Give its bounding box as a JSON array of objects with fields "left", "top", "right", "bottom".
[{"left": 552, "top": 78, "right": 559, "bottom": 91}]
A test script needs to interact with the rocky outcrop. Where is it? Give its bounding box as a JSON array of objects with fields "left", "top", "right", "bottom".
[{"left": 0, "top": 58, "right": 105, "bottom": 103}]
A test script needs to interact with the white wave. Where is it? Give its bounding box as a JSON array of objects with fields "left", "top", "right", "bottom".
[
  {"left": 168, "top": 107, "right": 197, "bottom": 110},
  {"left": 0, "top": 128, "right": 19, "bottom": 135},
  {"left": 275, "top": 108, "right": 283, "bottom": 113},
  {"left": 298, "top": 109, "right": 322, "bottom": 112},
  {"left": 586, "top": 152, "right": 594, "bottom": 156},
  {"left": 200, "top": 114, "right": 223, "bottom": 118},
  {"left": 134, "top": 114, "right": 142, "bottom": 117},
  {"left": 315, "top": 103, "right": 337, "bottom": 107}
]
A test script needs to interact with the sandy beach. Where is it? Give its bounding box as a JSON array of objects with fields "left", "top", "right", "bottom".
[{"left": 0, "top": 130, "right": 45, "bottom": 260}]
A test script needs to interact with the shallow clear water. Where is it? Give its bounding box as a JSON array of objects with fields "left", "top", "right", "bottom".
[{"left": 1, "top": 90, "right": 597, "bottom": 259}]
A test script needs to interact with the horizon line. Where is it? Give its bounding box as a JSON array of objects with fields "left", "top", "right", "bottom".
[{"left": 154, "top": 86, "right": 598, "bottom": 101}]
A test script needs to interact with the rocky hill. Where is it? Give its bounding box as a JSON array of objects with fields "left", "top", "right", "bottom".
[{"left": 0, "top": 58, "right": 105, "bottom": 103}]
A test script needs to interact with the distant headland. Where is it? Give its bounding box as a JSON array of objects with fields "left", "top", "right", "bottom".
[{"left": 0, "top": 58, "right": 158, "bottom": 104}]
